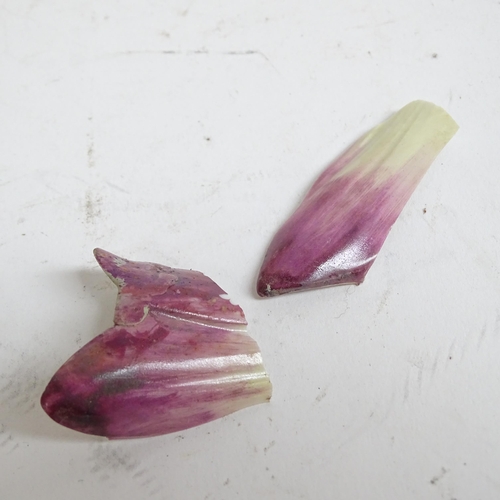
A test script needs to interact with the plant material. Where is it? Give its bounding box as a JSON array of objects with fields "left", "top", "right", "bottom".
[
  {"left": 257, "top": 100, "right": 458, "bottom": 297},
  {"left": 41, "top": 249, "right": 272, "bottom": 439}
]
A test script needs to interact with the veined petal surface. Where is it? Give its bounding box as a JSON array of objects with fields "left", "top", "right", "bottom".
[
  {"left": 257, "top": 101, "right": 458, "bottom": 296},
  {"left": 41, "top": 250, "right": 272, "bottom": 438}
]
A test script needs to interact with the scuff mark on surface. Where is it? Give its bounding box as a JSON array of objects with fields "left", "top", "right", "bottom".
[
  {"left": 88, "top": 444, "right": 164, "bottom": 496},
  {"left": 352, "top": 19, "right": 397, "bottom": 29},
  {"left": 109, "top": 49, "right": 277, "bottom": 70},
  {"left": 447, "top": 337, "right": 456, "bottom": 360},
  {"left": 264, "top": 440, "right": 276, "bottom": 454},
  {"left": 89, "top": 444, "right": 140, "bottom": 475},
  {"left": 477, "top": 323, "right": 487, "bottom": 349},
  {"left": 84, "top": 190, "right": 102, "bottom": 225},
  {"left": 431, "top": 350, "right": 439, "bottom": 378},
  {"left": 315, "top": 388, "right": 327, "bottom": 403},
  {"left": 332, "top": 288, "right": 350, "bottom": 319},
  {"left": 376, "top": 287, "right": 392, "bottom": 314},
  {"left": 403, "top": 349, "right": 444, "bottom": 401},
  {"left": 0, "top": 365, "right": 40, "bottom": 415},
  {"left": 403, "top": 372, "right": 410, "bottom": 401},
  {"left": 87, "top": 116, "right": 95, "bottom": 168},
  {"left": 430, "top": 467, "right": 447, "bottom": 485},
  {"left": 105, "top": 181, "right": 130, "bottom": 194}
]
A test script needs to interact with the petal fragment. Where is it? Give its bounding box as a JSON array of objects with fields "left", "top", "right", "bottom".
[
  {"left": 257, "top": 100, "right": 458, "bottom": 296},
  {"left": 41, "top": 251, "right": 272, "bottom": 438}
]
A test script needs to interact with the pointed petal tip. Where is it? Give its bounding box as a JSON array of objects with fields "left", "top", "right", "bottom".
[
  {"left": 40, "top": 381, "right": 108, "bottom": 437},
  {"left": 93, "top": 247, "right": 110, "bottom": 261},
  {"left": 256, "top": 281, "right": 273, "bottom": 298},
  {"left": 93, "top": 248, "right": 136, "bottom": 290},
  {"left": 93, "top": 248, "right": 126, "bottom": 269},
  {"left": 93, "top": 248, "right": 113, "bottom": 270}
]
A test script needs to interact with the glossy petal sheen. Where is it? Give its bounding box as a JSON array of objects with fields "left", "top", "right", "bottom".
[
  {"left": 257, "top": 100, "right": 459, "bottom": 296},
  {"left": 41, "top": 250, "right": 272, "bottom": 438}
]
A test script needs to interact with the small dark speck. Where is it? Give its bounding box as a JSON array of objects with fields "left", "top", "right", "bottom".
[
  {"left": 204, "top": 136, "right": 211, "bottom": 142},
  {"left": 423, "top": 208, "right": 427, "bottom": 214},
  {"left": 432, "top": 53, "right": 438, "bottom": 58},
  {"left": 449, "top": 356, "right": 452, "bottom": 360},
  {"left": 368, "top": 51, "right": 372, "bottom": 56},
  {"left": 21, "top": 233, "right": 26, "bottom": 236},
  {"left": 430, "top": 467, "right": 447, "bottom": 485},
  {"left": 223, "top": 478, "right": 230, "bottom": 486}
]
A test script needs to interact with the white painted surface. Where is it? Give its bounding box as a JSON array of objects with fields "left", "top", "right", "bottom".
[{"left": 1, "top": 1, "right": 499, "bottom": 499}]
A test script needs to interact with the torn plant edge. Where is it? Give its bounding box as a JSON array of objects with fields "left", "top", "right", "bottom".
[{"left": 41, "top": 250, "right": 272, "bottom": 438}]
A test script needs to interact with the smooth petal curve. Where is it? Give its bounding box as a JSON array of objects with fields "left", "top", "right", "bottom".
[{"left": 257, "top": 100, "right": 458, "bottom": 296}]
